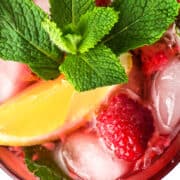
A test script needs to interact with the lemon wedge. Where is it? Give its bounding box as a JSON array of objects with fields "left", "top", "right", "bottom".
[
  {"left": 0, "top": 77, "right": 114, "bottom": 146},
  {"left": 0, "top": 53, "right": 132, "bottom": 146}
]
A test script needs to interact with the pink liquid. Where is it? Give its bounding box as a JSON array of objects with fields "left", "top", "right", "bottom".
[
  {"left": 1, "top": 26, "right": 180, "bottom": 180},
  {"left": 0, "top": 1, "right": 179, "bottom": 179}
]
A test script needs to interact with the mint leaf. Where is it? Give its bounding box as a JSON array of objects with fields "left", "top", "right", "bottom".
[
  {"left": 60, "top": 45, "right": 127, "bottom": 91},
  {"left": 1, "top": 0, "right": 179, "bottom": 91},
  {"left": 44, "top": 7, "right": 118, "bottom": 54},
  {"left": 0, "top": 0, "right": 62, "bottom": 80},
  {"left": 42, "top": 19, "right": 81, "bottom": 54},
  {"left": 49, "top": 0, "right": 94, "bottom": 28},
  {"left": 26, "top": 159, "right": 61, "bottom": 180},
  {"left": 25, "top": 146, "right": 70, "bottom": 180},
  {"left": 105, "top": 0, "right": 179, "bottom": 55},
  {"left": 78, "top": 7, "right": 118, "bottom": 53}
]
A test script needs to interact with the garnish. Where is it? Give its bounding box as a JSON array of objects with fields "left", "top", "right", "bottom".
[
  {"left": 60, "top": 45, "right": 127, "bottom": 91},
  {"left": 0, "top": 0, "right": 179, "bottom": 91},
  {"left": 96, "top": 93, "right": 154, "bottom": 161},
  {"left": 0, "top": 0, "right": 62, "bottom": 80},
  {"left": 25, "top": 146, "right": 70, "bottom": 180},
  {"left": 49, "top": 0, "right": 94, "bottom": 29},
  {"left": 105, "top": 0, "right": 180, "bottom": 55}
]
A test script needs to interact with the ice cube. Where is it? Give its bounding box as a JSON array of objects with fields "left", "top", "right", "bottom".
[
  {"left": 151, "top": 59, "right": 180, "bottom": 134},
  {"left": 0, "top": 60, "right": 36, "bottom": 103},
  {"left": 57, "top": 131, "right": 132, "bottom": 180}
]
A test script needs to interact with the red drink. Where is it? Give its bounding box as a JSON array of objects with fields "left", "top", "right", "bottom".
[{"left": 0, "top": 0, "right": 179, "bottom": 179}]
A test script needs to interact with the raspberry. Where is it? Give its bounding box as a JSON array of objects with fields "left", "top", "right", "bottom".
[
  {"left": 96, "top": 0, "right": 111, "bottom": 6},
  {"left": 140, "top": 39, "right": 179, "bottom": 75},
  {"left": 96, "top": 93, "right": 154, "bottom": 161},
  {"left": 142, "top": 51, "right": 168, "bottom": 75}
]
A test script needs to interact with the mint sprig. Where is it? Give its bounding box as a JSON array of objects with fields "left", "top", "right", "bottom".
[
  {"left": 43, "top": 7, "right": 118, "bottom": 54},
  {"left": 0, "top": 0, "right": 179, "bottom": 91},
  {"left": 0, "top": 0, "right": 62, "bottom": 80},
  {"left": 43, "top": 6, "right": 125, "bottom": 91}
]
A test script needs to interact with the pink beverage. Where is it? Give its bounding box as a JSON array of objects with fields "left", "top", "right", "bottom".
[
  {"left": 51, "top": 26, "right": 180, "bottom": 179},
  {"left": 0, "top": 0, "right": 179, "bottom": 180}
]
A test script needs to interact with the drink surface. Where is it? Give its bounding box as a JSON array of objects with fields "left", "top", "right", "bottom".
[{"left": 0, "top": 0, "right": 179, "bottom": 180}]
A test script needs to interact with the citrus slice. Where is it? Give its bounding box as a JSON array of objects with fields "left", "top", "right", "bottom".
[
  {"left": 0, "top": 77, "right": 117, "bottom": 146},
  {"left": 0, "top": 53, "right": 132, "bottom": 146}
]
